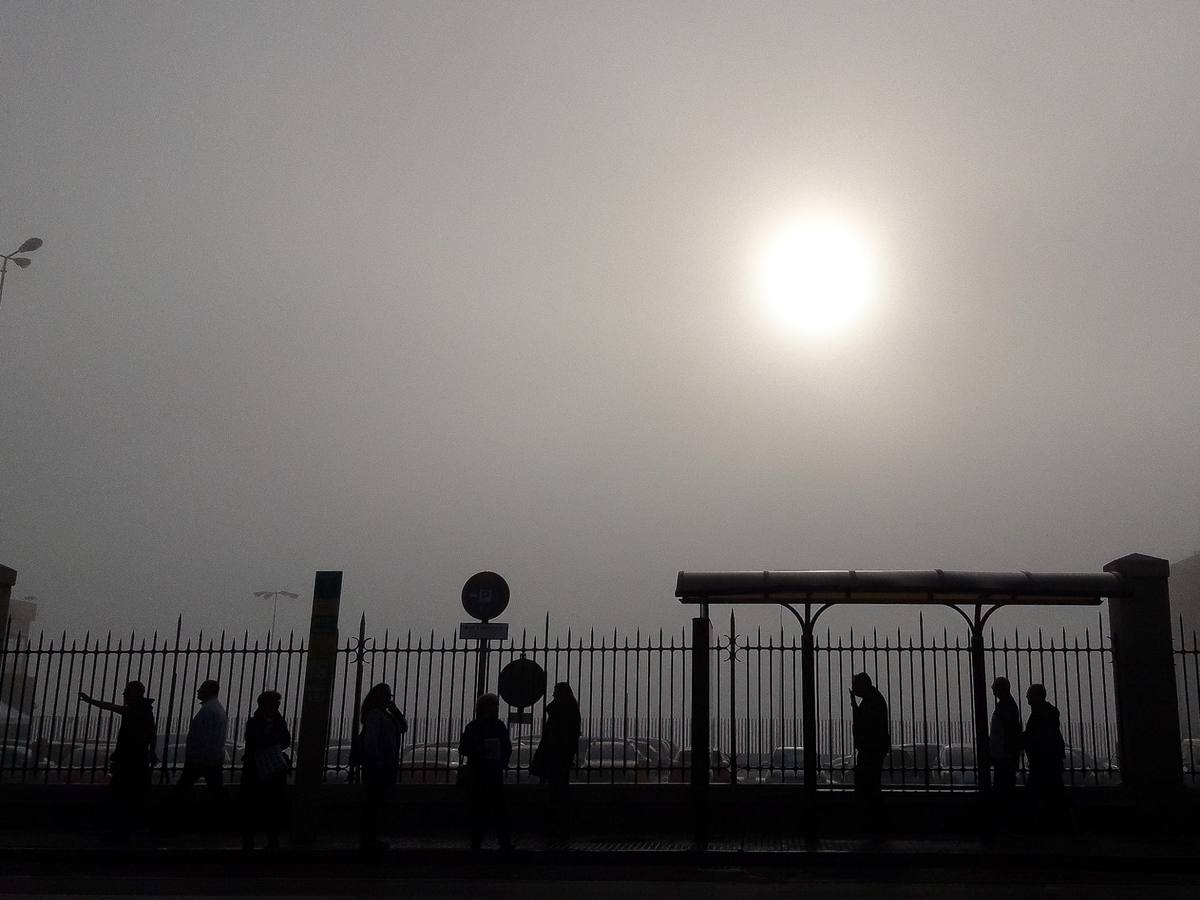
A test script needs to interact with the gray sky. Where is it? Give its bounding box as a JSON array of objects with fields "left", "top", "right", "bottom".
[{"left": 1, "top": 1, "right": 1197, "bottom": 642}]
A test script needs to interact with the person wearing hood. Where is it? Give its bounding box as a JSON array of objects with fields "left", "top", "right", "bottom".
[
  {"left": 80, "top": 681, "right": 158, "bottom": 831},
  {"left": 530, "top": 682, "right": 581, "bottom": 837},
  {"left": 1023, "top": 683, "right": 1065, "bottom": 796}
]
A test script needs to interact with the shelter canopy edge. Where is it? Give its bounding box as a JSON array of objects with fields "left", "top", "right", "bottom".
[{"left": 675, "top": 569, "right": 1125, "bottom": 605}]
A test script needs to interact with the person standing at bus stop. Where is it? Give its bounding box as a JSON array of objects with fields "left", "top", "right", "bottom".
[
  {"left": 356, "top": 682, "right": 407, "bottom": 850},
  {"left": 79, "top": 680, "right": 158, "bottom": 837},
  {"left": 459, "top": 693, "right": 513, "bottom": 851},
  {"left": 850, "top": 672, "right": 890, "bottom": 805},
  {"left": 531, "top": 681, "right": 581, "bottom": 838},
  {"left": 989, "top": 676, "right": 1022, "bottom": 794},
  {"left": 175, "top": 679, "right": 228, "bottom": 797},
  {"left": 240, "top": 690, "right": 291, "bottom": 850},
  {"left": 1023, "top": 683, "right": 1065, "bottom": 796}
]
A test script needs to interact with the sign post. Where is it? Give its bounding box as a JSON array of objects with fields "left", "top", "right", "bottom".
[
  {"left": 460, "top": 571, "right": 510, "bottom": 701},
  {"left": 499, "top": 656, "right": 546, "bottom": 773}
]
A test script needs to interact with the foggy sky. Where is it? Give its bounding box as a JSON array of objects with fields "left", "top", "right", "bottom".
[{"left": 1, "top": 2, "right": 1198, "bottom": 642}]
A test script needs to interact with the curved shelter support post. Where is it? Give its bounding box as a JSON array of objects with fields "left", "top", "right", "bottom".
[{"left": 969, "top": 611, "right": 990, "bottom": 796}]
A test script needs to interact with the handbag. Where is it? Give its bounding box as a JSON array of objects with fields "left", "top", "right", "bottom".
[{"left": 254, "top": 743, "right": 290, "bottom": 778}]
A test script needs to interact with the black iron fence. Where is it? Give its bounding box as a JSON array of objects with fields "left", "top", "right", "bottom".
[{"left": 2, "top": 613, "right": 1196, "bottom": 788}]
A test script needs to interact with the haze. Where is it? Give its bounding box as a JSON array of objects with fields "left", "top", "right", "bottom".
[{"left": 1, "top": 2, "right": 1197, "bottom": 642}]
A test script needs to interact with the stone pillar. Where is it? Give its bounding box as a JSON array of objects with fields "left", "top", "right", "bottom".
[
  {"left": 1104, "top": 553, "right": 1182, "bottom": 792},
  {"left": 0, "top": 566, "right": 14, "bottom": 698},
  {"left": 690, "top": 614, "right": 710, "bottom": 849},
  {"left": 292, "top": 570, "right": 343, "bottom": 845},
  {"left": 0, "top": 565, "right": 15, "bottom": 644}
]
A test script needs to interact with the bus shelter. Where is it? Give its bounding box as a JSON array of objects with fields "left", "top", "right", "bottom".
[{"left": 676, "top": 554, "right": 1180, "bottom": 814}]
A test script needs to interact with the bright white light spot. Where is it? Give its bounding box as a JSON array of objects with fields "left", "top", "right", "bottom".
[{"left": 759, "top": 218, "right": 878, "bottom": 334}]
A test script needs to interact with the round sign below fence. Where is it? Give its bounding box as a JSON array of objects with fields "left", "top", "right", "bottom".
[
  {"left": 498, "top": 657, "right": 546, "bottom": 710},
  {"left": 461, "top": 571, "right": 510, "bottom": 621}
]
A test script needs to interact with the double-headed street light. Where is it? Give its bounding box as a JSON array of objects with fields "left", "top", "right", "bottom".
[
  {"left": 253, "top": 589, "right": 299, "bottom": 642},
  {"left": 0, "top": 238, "right": 44, "bottom": 313}
]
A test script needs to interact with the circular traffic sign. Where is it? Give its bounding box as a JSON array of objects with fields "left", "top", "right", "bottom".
[
  {"left": 498, "top": 657, "right": 546, "bottom": 709},
  {"left": 461, "top": 571, "right": 510, "bottom": 621}
]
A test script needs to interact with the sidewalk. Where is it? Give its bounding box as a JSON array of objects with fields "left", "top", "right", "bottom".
[{"left": 2, "top": 828, "right": 1198, "bottom": 871}]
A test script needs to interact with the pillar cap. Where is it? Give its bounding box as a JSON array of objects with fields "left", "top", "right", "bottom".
[
  {"left": 1103, "top": 553, "right": 1170, "bottom": 578},
  {"left": 0, "top": 565, "right": 15, "bottom": 587}
]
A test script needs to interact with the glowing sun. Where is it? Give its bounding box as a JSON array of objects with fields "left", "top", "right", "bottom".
[{"left": 758, "top": 218, "right": 878, "bottom": 334}]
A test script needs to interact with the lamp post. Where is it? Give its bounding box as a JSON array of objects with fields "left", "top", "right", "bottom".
[
  {"left": 0, "top": 238, "right": 44, "bottom": 313},
  {"left": 253, "top": 589, "right": 299, "bottom": 642}
]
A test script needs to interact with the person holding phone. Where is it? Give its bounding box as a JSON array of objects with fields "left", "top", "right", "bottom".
[{"left": 849, "top": 672, "right": 890, "bottom": 806}]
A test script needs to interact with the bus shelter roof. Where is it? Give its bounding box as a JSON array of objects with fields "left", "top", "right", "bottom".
[{"left": 675, "top": 569, "right": 1122, "bottom": 606}]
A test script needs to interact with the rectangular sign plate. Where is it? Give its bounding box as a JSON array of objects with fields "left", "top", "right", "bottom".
[
  {"left": 508, "top": 710, "right": 535, "bottom": 725},
  {"left": 459, "top": 622, "right": 509, "bottom": 641}
]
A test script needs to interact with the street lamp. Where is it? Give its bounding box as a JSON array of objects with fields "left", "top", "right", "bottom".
[
  {"left": 253, "top": 589, "right": 299, "bottom": 642},
  {"left": 0, "top": 238, "right": 44, "bottom": 313}
]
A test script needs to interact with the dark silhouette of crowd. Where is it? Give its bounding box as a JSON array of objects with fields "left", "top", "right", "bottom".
[{"left": 73, "top": 670, "right": 1073, "bottom": 848}]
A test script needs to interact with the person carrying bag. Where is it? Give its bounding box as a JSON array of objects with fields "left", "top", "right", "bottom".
[{"left": 240, "top": 690, "right": 291, "bottom": 850}]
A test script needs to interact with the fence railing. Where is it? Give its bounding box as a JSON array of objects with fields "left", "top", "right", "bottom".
[{"left": 2, "top": 613, "right": 1196, "bottom": 788}]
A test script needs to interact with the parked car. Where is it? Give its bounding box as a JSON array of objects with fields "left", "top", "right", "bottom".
[
  {"left": 579, "top": 739, "right": 657, "bottom": 783},
  {"left": 765, "top": 746, "right": 828, "bottom": 784},
  {"left": 0, "top": 743, "right": 53, "bottom": 783},
  {"left": 830, "top": 743, "right": 942, "bottom": 788},
  {"left": 1182, "top": 739, "right": 1200, "bottom": 783},
  {"left": 323, "top": 739, "right": 354, "bottom": 783},
  {"left": 400, "top": 742, "right": 461, "bottom": 784},
  {"left": 667, "top": 748, "right": 730, "bottom": 783},
  {"left": 1064, "top": 746, "right": 1120, "bottom": 786},
  {"left": 159, "top": 739, "right": 236, "bottom": 771},
  {"left": 935, "top": 743, "right": 979, "bottom": 787},
  {"left": 632, "top": 737, "right": 675, "bottom": 767},
  {"left": 503, "top": 736, "right": 539, "bottom": 784},
  {"left": 49, "top": 741, "right": 116, "bottom": 783}
]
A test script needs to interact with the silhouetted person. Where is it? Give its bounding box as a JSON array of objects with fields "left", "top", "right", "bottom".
[
  {"left": 1023, "top": 683, "right": 1065, "bottom": 799},
  {"left": 458, "top": 693, "right": 512, "bottom": 851},
  {"left": 989, "top": 676, "right": 1021, "bottom": 794},
  {"left": 531, "top": 681, "right": 581, "bottom": 838},
  {"left": 240, "top": 690, "right": 291, "bottom": 850},
  {"left": 80, "top": 681, "right": 157, "bottom": 835},
  {"left": 175, "top": 679, "right": 227, "bottom": 797},
  {"left": 357, "top": 682, "right": 407, "bottom": 850},
  {"left": 850, "top": 672, "right": 890, "bottom": 804}
]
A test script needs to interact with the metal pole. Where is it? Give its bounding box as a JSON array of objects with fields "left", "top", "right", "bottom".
[
  {"left": 0, "top": 258, "right": 9, "bottom": 313},
  {"left": 349, "top": 613, "right": 366, "bottom": 784},
  {"left": 801, "top": 618, "right": 818, "bottom": 800},
  {"left": 728, "top": 609, "right": 737, "bottom": 785},
  {"left": 970, "top": 628, "right": 991, "bottom": 796},
  {"left": 159, "top": 615, "right": 183, "bottom": 783},
  {"left": 476, "top": 639, "right": 489, "bottom": 701}
]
